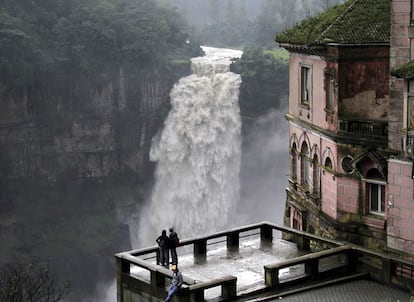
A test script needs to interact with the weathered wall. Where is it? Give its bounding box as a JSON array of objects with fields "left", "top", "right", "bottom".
[
  {"left": 389, "top": 0, "right": 410, "bottom": 151},
  {"left": 387, "top": 158, "right": 414, "bottom": 255},
  {"left": 288, "top": 53, "right": 331, "bottom": 130},
  {"left": 338, "top": 48, "right": 389, "bottom": 121}
]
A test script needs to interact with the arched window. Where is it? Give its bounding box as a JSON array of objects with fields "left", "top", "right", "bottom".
[
  {"left": 365, "top": 169, "right": 385, "bottom": 215},
  {"left": 291, "top": 143, "right": 297, "bottom": 180},
  {"left": 312, "top": 154, "right": 319, "bottom": 193},
  {"left": 300, "top": 142, "right": 309, "bottom": 185},
  {"left": 324, "top": 157, "right": 332, "bottom": 169}
]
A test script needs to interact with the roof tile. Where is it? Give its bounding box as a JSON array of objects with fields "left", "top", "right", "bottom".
[{"left": 275, "top": 0, "right": 390, "bottom": 47}]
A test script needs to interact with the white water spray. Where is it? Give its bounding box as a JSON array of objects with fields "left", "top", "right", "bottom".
[{"left": 133, "top": 47, "right": 243, "bottom": 247}]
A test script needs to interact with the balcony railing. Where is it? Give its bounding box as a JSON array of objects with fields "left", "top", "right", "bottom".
[
  {"left": 339, "top": 120, "right": 387, "bottom": 137},
  {"left": 115, "top": 222, "right": 414, "bottom": 302}
]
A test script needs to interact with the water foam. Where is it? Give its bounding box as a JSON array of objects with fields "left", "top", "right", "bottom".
[{"left": 133, "top": 47, "right": 243, "bottom": 247}]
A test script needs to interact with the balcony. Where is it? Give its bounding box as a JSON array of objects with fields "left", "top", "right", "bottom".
[
  {"left": 115, "top": 222, "right": 414, "bottom": 302},
  {"left": 338, "top": 119, "right": 388, "bottom": 146},
  {"left": 339, "top": 120, "right": 387, "bottom": 137}
]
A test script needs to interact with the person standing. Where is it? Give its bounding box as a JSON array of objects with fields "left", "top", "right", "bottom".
[
  {"left": 156, "top": 229, "right": 169, "bottom": 266},
  {"left": 163, "top": 265, "right": 183, "bottom": 302},
  {"left": 168, "top": 227, "right": 179, "bottom": 265}
]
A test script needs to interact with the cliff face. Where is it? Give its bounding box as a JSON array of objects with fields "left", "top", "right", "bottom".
[
  {"left": 0, "top": 64, "right": 190, "bottom": 182},
  {"left": 0, "top": 63, "right": 191, "bottom": 301}
]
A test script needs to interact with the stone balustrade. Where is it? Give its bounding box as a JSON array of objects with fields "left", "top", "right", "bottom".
[
  {"left": 115, "top": 221, "right": 414, "bottom": 302},
  {"left": 264, "top": 244, "right": 354, "bottom": 286}
]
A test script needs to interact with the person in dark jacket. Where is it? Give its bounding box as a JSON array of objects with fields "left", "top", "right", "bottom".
[
  {"left": 163, "top": 265, "right": 183, "bottom": 302},
  {"left": 168, "top": 227, "right": 179, "bottom": 265},
  {"left": 156, "top": 229, "right": 169, "bottom": 266}
]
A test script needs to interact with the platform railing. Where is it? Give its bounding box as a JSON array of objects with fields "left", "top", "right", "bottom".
[{"left": 115, "top": 221, "right": 414, "bottom": 302}]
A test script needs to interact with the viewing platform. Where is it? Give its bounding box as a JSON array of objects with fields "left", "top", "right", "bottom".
[{"left": 115, "top": 222, "right": 414, "bottom": 302}]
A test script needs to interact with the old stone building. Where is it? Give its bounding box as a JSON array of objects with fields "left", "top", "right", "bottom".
[
  {"left": 276, "top": 0, "right": 414, "bottom": 259},
  {"left": 387, "top": 0, "right": 414, "bottom": 258}
]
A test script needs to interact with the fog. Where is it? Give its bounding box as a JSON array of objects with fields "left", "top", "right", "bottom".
[
  {"left": 97, "top": 60, "right": 289, "bottom": 302},
  {"left": 155, "top": 0, "right": 345, "bottom": 47},
  {"left": 239, "top": 107, "right": 289, "bottom": 226},
  {"left": 1, "top": 1, "right": 346, "bottom": 301}
]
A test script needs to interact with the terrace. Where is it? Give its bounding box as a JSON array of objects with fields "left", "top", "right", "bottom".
[{"left": 115, "top": 222, "right": 414, "bottom": 302}]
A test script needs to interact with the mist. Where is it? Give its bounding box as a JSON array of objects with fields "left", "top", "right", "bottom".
[
  {"left": 0, "top": 1, "right": 344, "bottom": 301},
  {"left": 156, "top": 0, "right": 346, "bottom": 47},
  {"left": 239, "top": 106, "right": 289, "bottom": 225},
  {"left": 96, "top": 55, "right": 289, "bottom": 302}
]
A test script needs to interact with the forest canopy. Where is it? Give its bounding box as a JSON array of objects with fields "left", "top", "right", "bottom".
[{"left": 0, "top": 0, "right": 200, "bottom": 91}]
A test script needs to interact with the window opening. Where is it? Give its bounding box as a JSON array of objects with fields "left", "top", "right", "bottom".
[
  {"left": 301, "top": 143, "right": 309, "bottom": 185},
  {"left": 312, "top": 154, "right": 319, "bottom": 194},
  {"left": 325, "top": 72, "right": 335, "bottom": 110},
  {"left": 324, "top": 157, "right": 332, "bottom": 169},
  {"left": 300, "top": 65, "right": 311, "bottom": 106},
  {"left": 365, "top": 169, "right": 385, "bottom": 215},
  {"left": 291, "top": 143, "right": 297, "bottom": 180}
]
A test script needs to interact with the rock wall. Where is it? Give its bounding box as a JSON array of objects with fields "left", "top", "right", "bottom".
[{"left": 0, "top": 64, "right": 190, "bottom": 182}]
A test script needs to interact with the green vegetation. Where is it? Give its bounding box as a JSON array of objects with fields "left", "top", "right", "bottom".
[
  {"left": 276, "top": 0, "right": 350, "bottom": 45},
  {"left": 0, "top": 176, "right": 145, "bottom": 301},
  {"left": 276, "top": 0, "right": 390, "bottom": 46},
  {"left": 231, "top": 46, "right": 289, "bottom": 117},
  {"left": 0, "top": 1, "right": 202, "bottom": 300},
  {"left": 392, "top": 61, "right": 414, "bottom": 80},
  {"left": 264, "top": 48, "right": 289, "bottom": 63},
  {"left": 0, "top": 0, "right": 200, "bottom": 89},
  {"left": 0, "top": 0, "right": 201, "bottom": 136}
]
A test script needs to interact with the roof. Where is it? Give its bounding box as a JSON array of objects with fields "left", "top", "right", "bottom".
[
  {"left": 275, "top": 0, "right": 391, "bottom": 48},
  {"left": 392, "top": 61, "right": 414, "bottom": 80}
]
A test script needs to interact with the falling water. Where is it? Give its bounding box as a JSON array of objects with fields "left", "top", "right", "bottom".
[{"left": 134, "top": 46, "right": 243, "bottom": 247}]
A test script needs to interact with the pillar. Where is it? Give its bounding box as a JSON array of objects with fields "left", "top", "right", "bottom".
[
  {"left": 116, "top": 257, "right": 130, "bottom": 302},
  {"left": 151, "top": 270, "right": 166, "bottom": 288},
  {"left": 227, "top": 232, "right": 239, "bottom": 250},
  {"left": 194, "top": 239, "right": 207, "bottom": 264},
  {"left": 260, "top": 224, "right": 273, "bottom": 243}
]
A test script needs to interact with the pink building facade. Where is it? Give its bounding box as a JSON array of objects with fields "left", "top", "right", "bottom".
[
  {"left": 277, "top": 0, "right": 414, "bottom": 259},
  {"left": 387, "top": 0, "right": 414, "bottom": 256}
]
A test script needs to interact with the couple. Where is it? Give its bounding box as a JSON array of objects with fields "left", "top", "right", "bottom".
[{"left": 156, "top": 227, "right": 179, "bottom": 266}]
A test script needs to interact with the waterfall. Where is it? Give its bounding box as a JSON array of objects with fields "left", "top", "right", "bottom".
[{"left": 133, "top": 47, "right": 243, "bottom": 247}]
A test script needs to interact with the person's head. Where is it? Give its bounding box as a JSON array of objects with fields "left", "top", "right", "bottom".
[
  {"left": 169, "top": 227, "right": 174, "bottom": 232},
  {"left": 171, "top": 265, "right": 178, "bottom": 272},
  {"left": 162, "top": 229, "right": 166, "bottom": 236}
]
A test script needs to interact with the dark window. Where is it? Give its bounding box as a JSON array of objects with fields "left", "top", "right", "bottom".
[
  {"left": 291, "top": 143, "right": 297, "bottom": 180},
  {"left": 312, "top": 154, "right": 319, "bottom": 193},
  {"left": 324, "top": 157, "right": 332, "bottom": 169},
  {"left": 301, "top": 143, "right": 309, "bottom": 184},
  {"left": 411, "top": 0, "right": 414, "bottom": 22},
  {"left": 325, "top": 72, "right": 335, "bottom": 109},
  {"left": 300, "top": 65, "right": 311, "bottom": 105}
]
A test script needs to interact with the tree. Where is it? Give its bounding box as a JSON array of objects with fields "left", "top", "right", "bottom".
[
  {"left": 0, "top": 262, "right": 70, "bottom": 302},
  {"left": 231, "top": 46, "right": 289, "bottom": 117}
]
